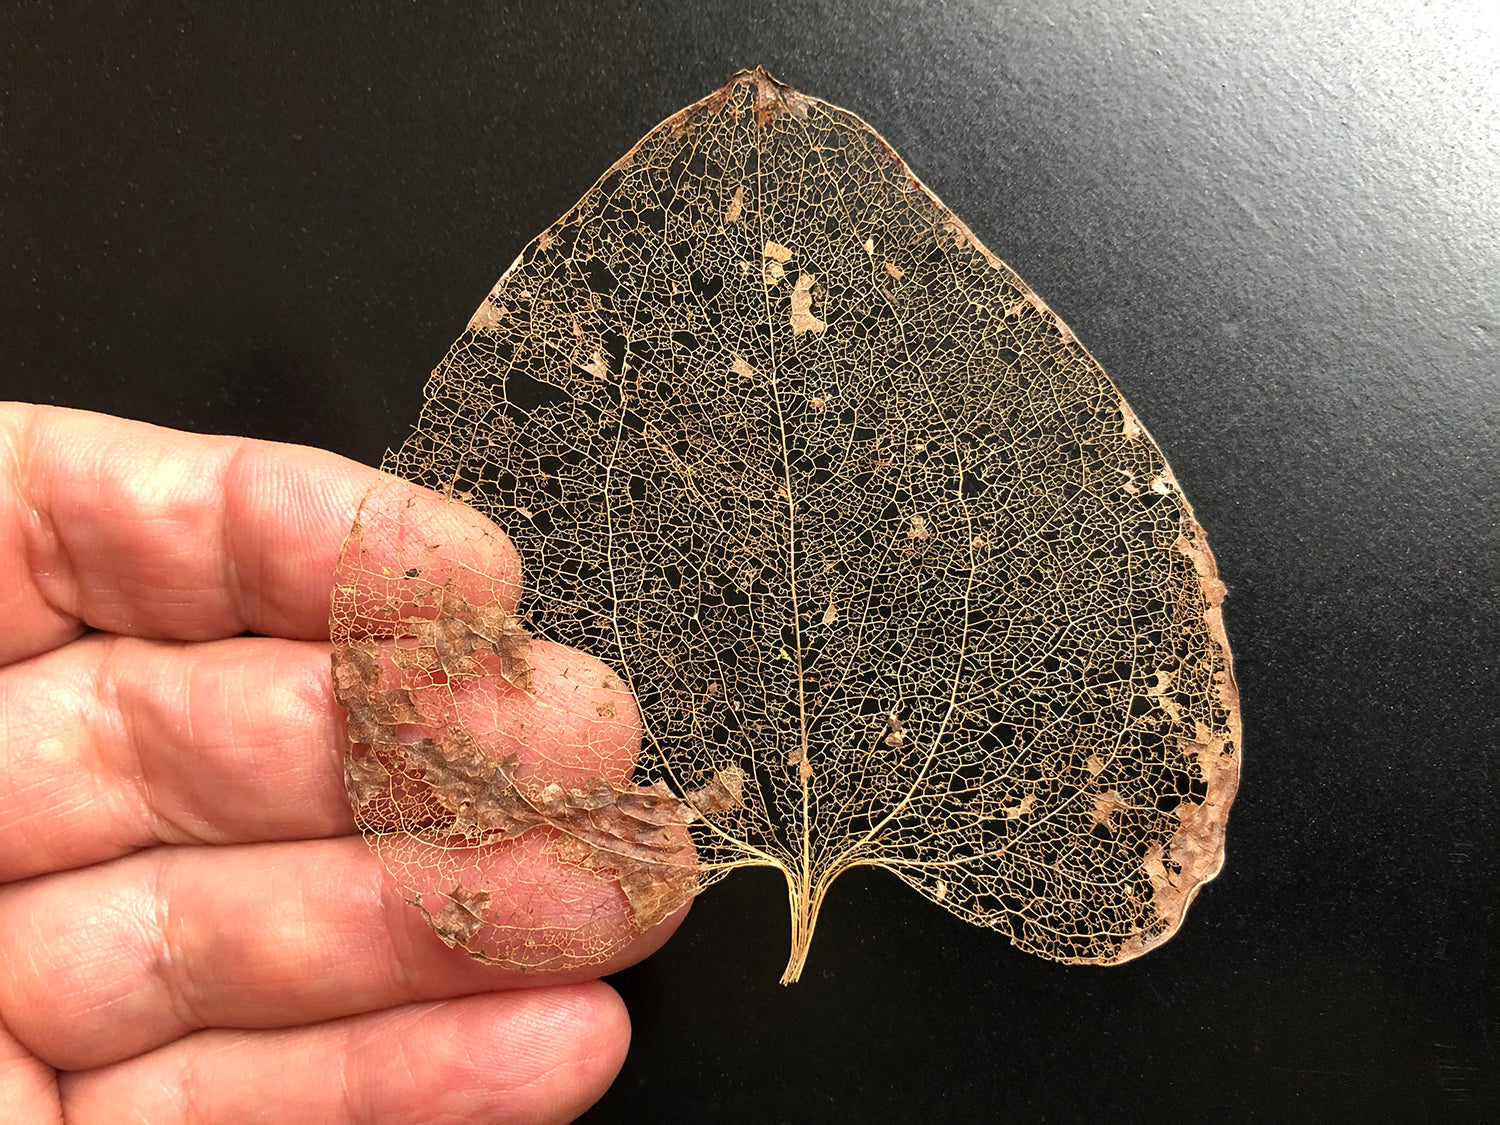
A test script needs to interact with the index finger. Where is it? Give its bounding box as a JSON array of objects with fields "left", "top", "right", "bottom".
[{"left": 0, "top": 403, "right": 523, "bottom": 664}]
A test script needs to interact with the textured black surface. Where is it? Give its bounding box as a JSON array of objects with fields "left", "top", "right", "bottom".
[{"left": 4, "top": 1, "right": 1496, "bottom": 1120}]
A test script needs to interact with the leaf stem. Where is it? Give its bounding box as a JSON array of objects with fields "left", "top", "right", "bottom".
[{"left": 779, "top": 870, "right": 818, "bottom": 984}]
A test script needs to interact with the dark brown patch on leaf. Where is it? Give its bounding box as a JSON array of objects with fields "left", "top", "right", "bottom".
[
  {"left": 336, "top": 640, "right": 700, "bottom": 939},
  {"left": 684, "top": 767, "right": 746, "bottom": 815},
  {"left": 427, "top": 885, "right": 491, "bottom": 947}
]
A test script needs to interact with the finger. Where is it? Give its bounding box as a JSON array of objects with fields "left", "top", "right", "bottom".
[
  {"left": 0, "top": 835, "right": 681, "bottom": 1072},
  {"left": 0, "top": 633, "right": 638, "bottom": 882},
  {"left": 60, "top": 985, "right": 629, "bottom": 1125},
  {"left": 0, "top": 403, "right": 522, "bottom": 663}
]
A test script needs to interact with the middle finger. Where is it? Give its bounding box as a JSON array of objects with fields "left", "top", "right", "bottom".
[{"left": 0, "top": 632, "right": 639, "bottom": 883}]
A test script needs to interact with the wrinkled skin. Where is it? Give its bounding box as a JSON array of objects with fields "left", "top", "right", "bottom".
[{"left": 0, "top": 403, "right": 682, "bottom": 1124}]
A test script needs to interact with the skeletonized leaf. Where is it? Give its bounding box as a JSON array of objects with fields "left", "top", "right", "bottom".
[{"left": 332, "top": 68, "right": 1241, "bottom": 983}]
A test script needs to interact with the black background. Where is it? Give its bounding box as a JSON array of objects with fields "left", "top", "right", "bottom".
[{"left": 4, "top": 2, "right": 1496, "bottom": 1120}]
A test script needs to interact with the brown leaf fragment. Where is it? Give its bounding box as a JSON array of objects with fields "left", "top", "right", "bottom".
[
  {"left": 685, "top": 767, "right": 746, "bottom": 815},
  {"left": 748, "top": 66, "right": 804, "bottom": 126},
  {"left": 427, "top": 885, "right": 491, "bottom": 948},
  {"left": 725, "top": 184, "right": 745, "bottom": 223},
  {"left": 1172, "top": 799, "right": 1220, "bottom": 871},
  {"left": 1003, "top": 793, "right": 1038, "bottom": 820},
  {"left": 883, "top": 713, "right": 906, "bottom": 749},
  {"left": 1091, "top": 789, "right": 1130, "bottom": 830},
  {"left": 789, "top": 273, "right": 827, "bottom": 335},
  {"left": 469, "top": 299, "right": 502, "bottom": 331},
  {"left": 343, "top": 748, "right": 390, "bottom": 809},
  {"left": 398, "top": 594, "right": 534, "bottom": 691},
  {"left": 762, "top": 242, "right": 792, "bottom": 287},
  {"left": 612, "top": 857, "right": 697, "bottom": 931},
  {"left": 331, "top": 646, "right": 422, "bottom": 749},
  {"left": 531, "top": 780, "right": 701, "bottom": 932},
  {"left": 1113, "top": 728, "right": 1239, "bottom": 962},
  {"left": 1141, "top": 841, "right": 1171, "bottom": 899},
  {"left": 1147, "top": 668, "right": 1182, "bottom": 722}
]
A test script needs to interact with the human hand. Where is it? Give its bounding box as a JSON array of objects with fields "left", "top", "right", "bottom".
[{"left": 0, "top": 404, "right": 680, "bottom": 1123}]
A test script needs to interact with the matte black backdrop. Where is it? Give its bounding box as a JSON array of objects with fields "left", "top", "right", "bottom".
[{"left": 4, "top": 2, "right": 1496, "bottom": 1120}]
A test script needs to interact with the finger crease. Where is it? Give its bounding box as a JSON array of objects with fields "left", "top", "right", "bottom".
[
  {"left": 218, "top": 442, "right": 255, "bottom": 635},
  {"left": 10, "top": 414, "right": 85, "bottom": 637},
  {"left": 100, "top": 642, "right": 177, "bottom": 852},
  {"left": 147, "top": 852, "right": 205, "bottom": 1041}
]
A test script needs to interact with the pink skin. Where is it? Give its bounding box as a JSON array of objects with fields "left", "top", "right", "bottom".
[{"left": 0, "top": 403, "right": 683, "bottom": 1124}]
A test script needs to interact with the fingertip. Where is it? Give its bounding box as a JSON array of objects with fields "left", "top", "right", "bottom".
[
  {"left": 332, "top": 475, "right": 525, "bottom": 629},
  {"left": 372, "top": 985, "right": 633, "bottom": 1125},
  {"left": 604, "top": 900, "right": 691, "bottom": 973},
  {"left": 558, "top": 979, "right": 633, "bottom": 1118}
]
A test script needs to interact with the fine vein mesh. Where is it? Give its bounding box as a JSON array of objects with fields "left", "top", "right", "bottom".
[{"left": 344, "top": 69, "right": 1241, "bottom": 980}]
